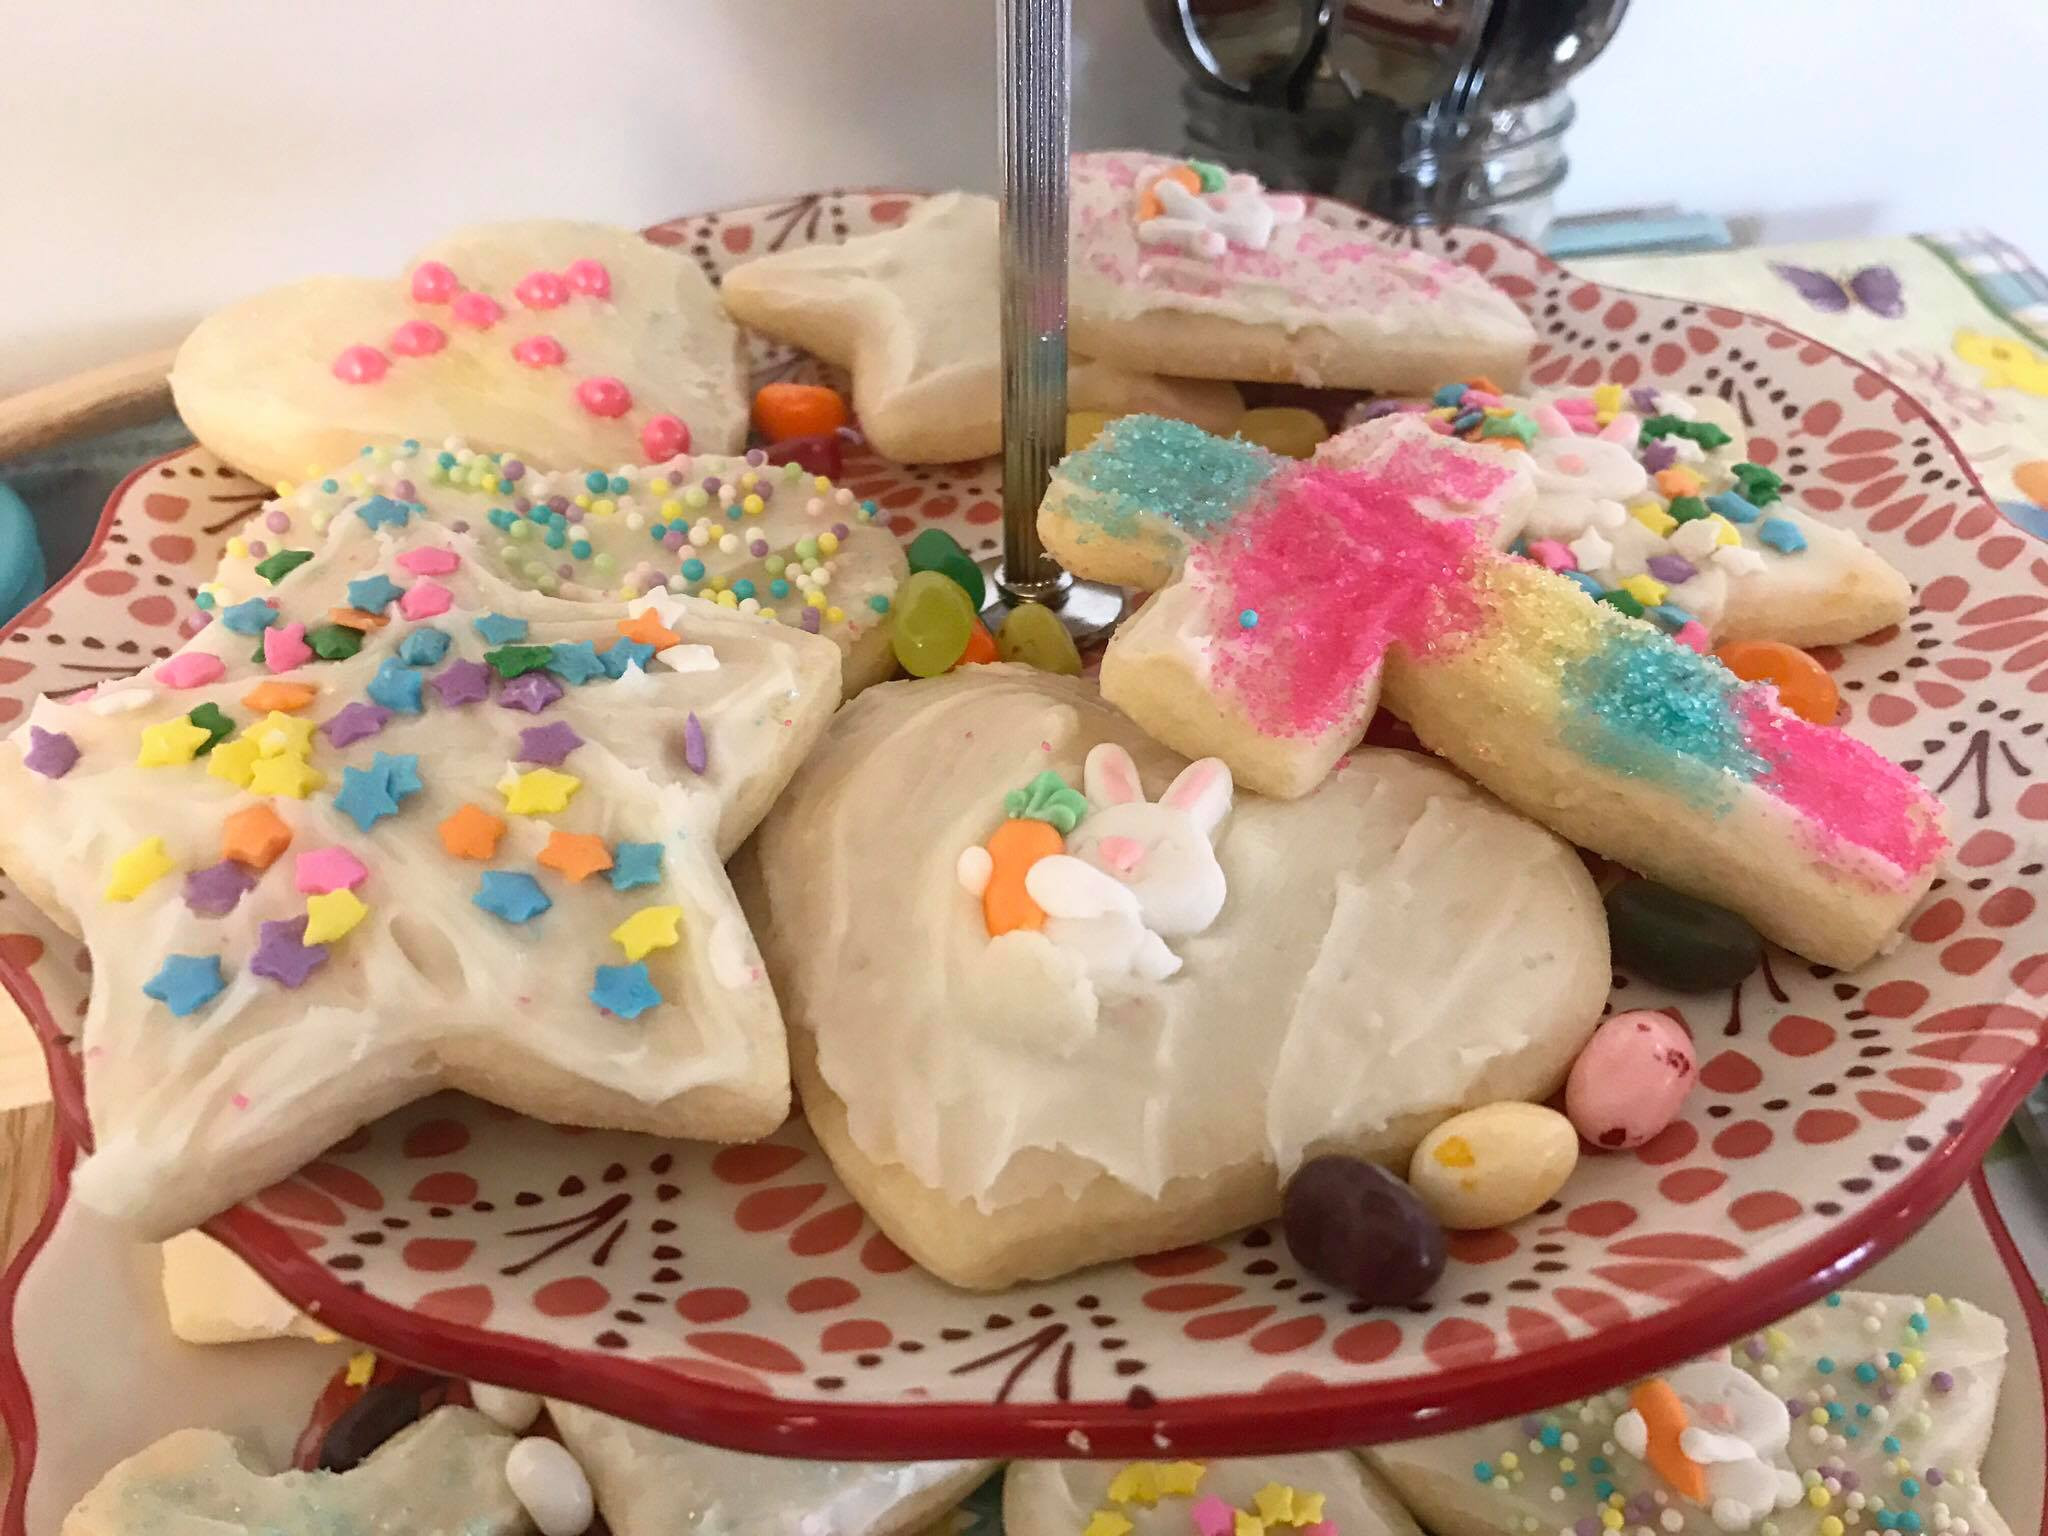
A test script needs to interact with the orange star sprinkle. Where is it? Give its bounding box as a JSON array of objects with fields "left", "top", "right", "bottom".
[
  {"left": 438, "top": 803, "right": 506, "bottom": 861},
  {"left": 240, "top": 680, "right": 319, "bottom": 713},
  {"left": 328, "top": 606, "right": 390, "bottom": 631},
  {"left": 616, "top": 609, "right": 680, "bottom": 650},
  {"left": 536, "top": 830, "right": 614, "bottom": 882},
  {"left": 1655, "top": 466, "right": 1705, "bottom": 499},
  {"left": 221, "top": 803, "right": 293, "bottom": 870}
]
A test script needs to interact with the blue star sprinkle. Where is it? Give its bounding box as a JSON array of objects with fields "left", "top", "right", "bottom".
[
  {"left": 1758, "top": 515, "right": 1808, "bottom": 554},
  {"left": 590, "top": 962, "right": 662, "bottom": 1020},
  {"left": 345, "top": 574, "right": 405, "bottom": 613},
  {"left": 143, "top": 954, "right": 226, "bottom": 1016},
  {"left": 472, "top": 612, "right": 529, "bottom": 645},
  {"left": 353, "top": 495, "right": 411, "bottom": 530},
  {"left": 396, "top": 627, "right": 452, "bottom": 667},
  {"left": 609, "top": 842, "right": 665, "bottom": 892},
  {"left": 473, "top": 870, "right": 552, "bottom": 924},
  {"left": 546, "top": 640, "right": 607, "bottom": 686},
  {"left": 600, "top": 638, "right": 656, "bottom": 679},
  {"left": 366, "top": 657, "right": 425, "bottom": 715},
  {"left": 219, "top": 597, "right": 281, "bottom": 635}
]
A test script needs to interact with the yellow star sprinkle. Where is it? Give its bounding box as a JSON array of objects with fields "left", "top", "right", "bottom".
[
  {"left": 303, "top": 889, "right": 368, "bottom": 945},
  {"left": 1108, "top": 1465, "right": 1161, "bottom": 1506},
  {"left": 1157, "top": 1463, "right": 1206, "bottom": 1497},
  {"left": 501, "top": 767, "right": 582, "bottom": 816},
  {"left": 247, "top": 711, "right": 316, "bottom": 758},
  {"left": 1629, "top": 500, "right": 1678, "bottom": 537},
  {"left": 1082, "top": 1515, "right": 1134, "bottom": 1536},
  {"left": 1706, "top": 513, "right": 1742, "bottom": 548},
  {"left": 247, "top": 755, "right": 324, "bottom": 800},
  {"left": 1619, "top": 574, "right": 1669, "bottom": 608},
  {"left": 206, "top": 736, "right": 261, "bottom": 788},
  {"left": 137, "top": 718, "right": 213, "bottom": 767},
  {"left": 1254, "top": 1485, "right": 1301, "bottom": 1524},
  {"left": 106, "top": 837, "right": 175, "bottom": 901},
  {"left": 343, "top": 1350, "right": 377, "bottom": 1387},
  {"left": 1235, "top": 1515, "right": 1267, "bottom": 1536},
  {"left": 1592, "top": 384, "right": 1623, "bottom": 416},
  {"left": 611, "top": 905, "right": 683, "bottom": 962}
]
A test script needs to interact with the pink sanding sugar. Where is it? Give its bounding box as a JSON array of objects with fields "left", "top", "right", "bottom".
[{"left": 1739, "top": 694, "right": 1946, "bottom": 877}]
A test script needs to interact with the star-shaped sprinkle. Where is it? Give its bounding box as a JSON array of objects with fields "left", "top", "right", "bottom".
[
  {"left": 106, "top": 837, "right": 176, "bottom": 901},
  {"left": 537, "top": 830, "right": 613, "bottom": 882},
  {"left": 398, "top": 580, "right": 452, "bottom": 621},
  {"left": 334, "top": 753, "right": 421, "bottom": 831},
  {"left": 376, "top": 752, "right": 422, "bottom": 798},
  {"left": 303, "top": 888, "right": 369, "bottom": 944},
  {"left": 22, "top": 726, "right": 79, "bottom": 779},
  {"left": 366, "top": 658, "right": 425, "bottom": 714},
  {"left": 501, "top": 767, "right": 580, "bottom": 816},
  {"left": 207, "top": 736, "right": 261, "bottom": 787},
  {"left": 600, "top": 638, "right": 656, "bottom": 678},
  {"left": 241, "top": 680, "right": 317, "bottom": 713},
  {"left": 1189, "top": 1496, "right": 1235, "bottom": 1536},
  {"left": 438, "top": 803, "right": 506, "bottom": 859},
  {"left": 143, "top": 954, "right": 226, "bottom": 1017},
  {"left": 657, "top": 643, "right": 719, "bottom": 674},
  {"left": 546, "top": 640, "right": 607, "bottom": 685},
  {"left": 262, "top": 623, "right": 312, "bottom": 672},
  {"left": 1081, "top": 1510, "right": 1134, "bottom": 1536},
  {"left": 254, "top": 548, "right": 314, "bottom": 584},
  {"left": 249, "top": 916, "right": 328, "bottom": 988},
  {"left": 221, "top": 804, "right": 292, "bottom": 868},
  {"left": 498, "top": 672, "right": 563, "bottom": 714},
  {"left": 1155, "top": 1464, "right": 1205, "bottom": 1498},
  {"left": 395, "top": 545, "right": 459, "bottom": 575},
  {"left": 328, "top": 605, "right": 388, "bottom": 634},
  {"left": 247, "top": 755, "right": 325, "bottom": 799},
  {"left": 617, "top": 609, "right": 680, "bottom": 650},
  {"left": 155, "top": 652, "right": 226, "bottom": 690},
  {"left": 248, "top": 711, "right": 316, "bottom": 758},
  {"left": 138, "top": 718, "right": 213, "bottom": 767},
  {"left": 185, "top": 702, "right": 235, "bottom": 754},
  {"left": 295, "top": 846, "right": 369, "bottom": 894},
  {"left": 219, "top": 597, "right": 281, "bottom": 635},
  {"left": 485, "top": 644, "right": 554, "bottom": 679},
  {"left": 1759, "top": 515, "right": 1808, "bottom": 554},
  {"left": 320, "top": 701, "right": 391, "bottom": 748},
  {"left": 474, "top": 870, "right": 552, "bottom": 924},
  {"left": 182, "top": 861, "right": 255, "bottom": 918},
  {"left": 609, "top": 842, "right": 664, "bottom": 891},
  {"left": 345, "top": 573, "right": 404, "bottom": 613},
  {"left": 473, "top": 612, "right": 529, "bottom": 645},
  {"left": 396, "top": 627, "right": 451, "bottom": 667},
  {"left": 517, "top": 721, "right": 583, "bottom": 766},
  {"left": 429, "top": 658, "right": 492, "bottom": 707},
  {"left": 1568, "top": 527, "right": 1615, "bottom": 572},
  {"left": 611, "top": 904, "right": 682, "bottom": 961},
  {"left": 353, "top": 495, "right": 411, "bottom": 530},
  {"left": 307, "top": 623, "right": 364, "bottom": 661},
  {"left": 590, "top": 962, "right": 662, "bottom": 1019}
]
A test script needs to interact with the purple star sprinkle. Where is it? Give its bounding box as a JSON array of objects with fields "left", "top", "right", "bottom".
[
  {"left": 517, "top": 720, "right": 584, "bottom": 767},
  {"left": 428, "top": 658, "right": 492, "bottom": 707},
  {"left": 321, "top": 701, "right": 392, "bottom": 748},
  {"left": 1640, "top": 439, "right": 1678, "bottom": 474},
  {"left": 682, "top": 711, "right": 708, "bottom": 775},
  {"left": 1647, "top": 553, "right": 1697, "bottom": 585},
  {"left": 183, "top": 861, "right": 255, "bottom": 918},
  {"left": 498, "top": 671, "right": 564, "bottom": 714},
  {"left": 1629, "top": 386, "right": 1661, "bottom": 415},
  {"left": 249, "top": 916, "right": 328, "bottom": 989},
  {"left": 22, "top": 726, "right": 80, "bottom": 779}
]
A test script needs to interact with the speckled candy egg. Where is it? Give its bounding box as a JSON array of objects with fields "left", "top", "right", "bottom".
[
  {"left": 1565, "top": 1008, "right": 1698, "bottom": 1150},
  {"left": 1408, "top": 1102, "right": 1579, "bottom": 1230}
]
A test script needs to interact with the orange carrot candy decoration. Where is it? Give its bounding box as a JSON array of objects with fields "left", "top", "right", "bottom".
[
  {"left": 956, "top": 770, "right": 1090, "bottom": 937},
  {"left": 1629, "top": 1378, "right": 1708, "bottom": 1503}
]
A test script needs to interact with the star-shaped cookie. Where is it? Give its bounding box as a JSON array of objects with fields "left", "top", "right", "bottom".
[
  {"left": 0, "top": 501, "right": 840, "bottom": 1237},
  {"left": 719, "top": 191, "right": 1243, "bottom": 463}
]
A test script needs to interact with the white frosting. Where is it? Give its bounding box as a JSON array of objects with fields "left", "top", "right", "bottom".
[{"left": 1007, "top": 1452, "right": 1424, "bottom": 1536}]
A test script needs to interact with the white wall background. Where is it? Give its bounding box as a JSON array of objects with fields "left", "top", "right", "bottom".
[{"left": 3, "top": 0, "right": 2043, "bottom": 398}]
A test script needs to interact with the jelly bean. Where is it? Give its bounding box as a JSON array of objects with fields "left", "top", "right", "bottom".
[
  {"left": 958, "top": 616, "right": 999, "bottom": 666},
  {"left": 1066, "top": 410, "right": 1113, "bottom": 454},
  {"left": 1566, "top": 1009, "right": 1698, "bottom": 1150},
  {"left": 317, "top": 1374, "right": 441, "bottom": 1471},
  {"left": 754, "top": 382, "right": 848, "bottom": 442},
  {"left": 996, "top": 601, "right": 1084, "bottom": 676},
  {"left": 505, "top": 1436, "right": 595, "bottom": 1536},
  {"left": 765, "top": 432, "right": 844, "bottom": 480},
  {"left": 1605, "top": 877, "right": 1762, "bottom": 991},
  {"left": 1713, "top": 639, "right": 1839, "bottom": 724},
  {"left": 1234, "top": 405, "right": 1329, "bottom": 459},
  {"left": 892, "top": 570, "right": 975, "bottom": 677},
  {"left": 1281, "top": 1155, "right": 1445, "bottom": 1305},
  {"left": 906, "top": 527, "right": 987, "bottom": 609},
  {"left": 1407, "top": 1102, "right": 1578, "bottom": 1230},
  {"left": 468, "top": 1382, "right": 543, "bottom": 1431}
]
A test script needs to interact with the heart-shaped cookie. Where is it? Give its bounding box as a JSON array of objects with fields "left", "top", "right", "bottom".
[
  {"left": 171, "top": 220, "right": 749, "bottom": 489},
  {"left": 735, "top": 667, "right": 1610, "bottom": 1290}
]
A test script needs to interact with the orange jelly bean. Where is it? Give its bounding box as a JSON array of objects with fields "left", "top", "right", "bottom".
[
  {"left": 1713, "top": 639, "right": 1839, "bottom": 724},
  {"left": 957, "top": 617, "right": 1000, "bottom": 667},
  {"left": 753, "top": 383, "right": 848, "bottom": 443}
]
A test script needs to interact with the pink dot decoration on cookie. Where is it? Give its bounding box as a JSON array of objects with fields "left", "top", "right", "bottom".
[
  {"left": 576, "top": 377, "right": 633, "bottom": 419},
  {"left": 409, "top": 261, "right": 460, "bottom": 304},
  {"left": 451, "top": 291, "right": 504, "bottom": 330},
  {"left": 564, "top": 258, "right": 611, "bottom": 298},
  {"left": 641, "top": 414, "right": 690, "bottom": 460},
  {"left": 512, "top": 335, "right": 566, "bottom": 370},
  {"left": 388, "top": 319, "right": 447, "bottom": 358},
  {"left": 515, "top": 270, "right": 570, "bottom": 310},
  {"left": 331, "top": 345, "right": 391, "bottom": 385}
]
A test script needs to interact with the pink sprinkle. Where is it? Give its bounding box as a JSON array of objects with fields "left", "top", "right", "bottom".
[
  {"left": 1738, "top": 693, "right": 1947, "bottom": 876},
  {"left": 155, "top": 652, "right": 226, "bottom": 689},
  {"left": 263, "top": 622, "right": 312, "bottom": 673},
  {"left": 396, "top": 546, "right": 460, "bottom": 576},
  {"left": 515, "top": 270, "right": 570, "bottom": 310},
  {"left": 512, "top": 334, "right": 566, "bottom": 369},
  {"left": 1189, "top": 1494, "right": 1236, "bottom": 1536},
  {"left": 331, "top": 345, "right": 389, "bottom": 385},
  {"left": 398, "top": 580, "right": 453, "bottom": 620},
  {"left": 410, "top": 261, "right": 460, "bottom": 303},
  {"left": 389, "top": 319, "right": 447, "bottom": 357},
  {"left": 1533, "top": 405, "right": 1576, "bottom": 438},
  {"left": 1528, "top": 538, "right": 1577, "bottom": 572},
  {"left": 1304, "top": 1524, "right": 1337, "bottom": 1536},
  {"left": 576, "top": 376, "right": 633, "bottom": 418},
  {"left": 641, "top": 414, "right": 691, "bottom": 461},
  {"left": 1674, "top": 620, "right": 1712, "bottom": 654},
  {"left": 451, "top": 291, "right": 504, "bottom": 330},
  {"left": 564, "top": 258, "right": 611, "bottom": 298},
  {"left": 1599, "top": 412, "right": 1642, "bottom": 444},
  {"left": 230, "top": 1092, "right": 251, "bottom": 1111},
  {"left": 295, "top": 846, "right": 369, "bottom": 895}
]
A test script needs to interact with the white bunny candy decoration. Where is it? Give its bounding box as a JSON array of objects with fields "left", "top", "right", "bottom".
[
  {"left": 1064, "top": 743, "right": 1233, "bottom": 938},
  {"left": 1024, "top": 855, "right": 1183, "bottom": 985}
]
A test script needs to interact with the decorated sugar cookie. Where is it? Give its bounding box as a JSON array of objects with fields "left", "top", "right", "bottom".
[
  {"left": 1038, "top": 413, "right": 1947, "bottom": 968},
  {"left": 1006, "top": 1451, "right": 1423, "bottom": 1536},
  {"left": 1340, "top": 383, "right": 1912, "bottom": 649},
  {"left": 208, "top": 439, "right": 908, "bottom": 693},
  {"left": 171, "top": 221, "right": 749, "bottom": 490},
  {"left": 1068, "top": 151, "right": 1536, "bottom": 393},
  {"left": 719, "top": 192, "right": 1244, "bottom": 463},
  {"left": 735, "top": 667, "right": 1608, "bottom": 1289},
  {"left": 0, "top": 506, "right": 840, "bottom": 1237},
  {"left": 1366, "top": 1290, "right": 2014, "bottom": 1536}
]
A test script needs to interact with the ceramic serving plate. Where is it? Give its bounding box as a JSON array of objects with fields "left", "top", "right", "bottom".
[{"left": 1, "top": 191, "right": 2045, "bottom": 1459}]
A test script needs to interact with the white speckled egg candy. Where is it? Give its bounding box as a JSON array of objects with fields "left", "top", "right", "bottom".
[
  {"left": 1565, "top": 1008, "right": 1698, "bottom": 1150},
  {"left": 1408, "top": 1102, "right": 1579, "bottom": 1229}
]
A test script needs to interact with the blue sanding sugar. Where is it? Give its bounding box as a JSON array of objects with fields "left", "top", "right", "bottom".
[
  {"left": 1558, "top": 624, "right": 1766, "bottom": 806},
  {"left": 1057, "top": 415, "right": 1276, "bottom": 540}
]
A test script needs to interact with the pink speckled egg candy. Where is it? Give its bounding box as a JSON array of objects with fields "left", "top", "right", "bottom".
[{"left": 1565, "top": 1009, "right": 1697, "bottom": 1150}]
